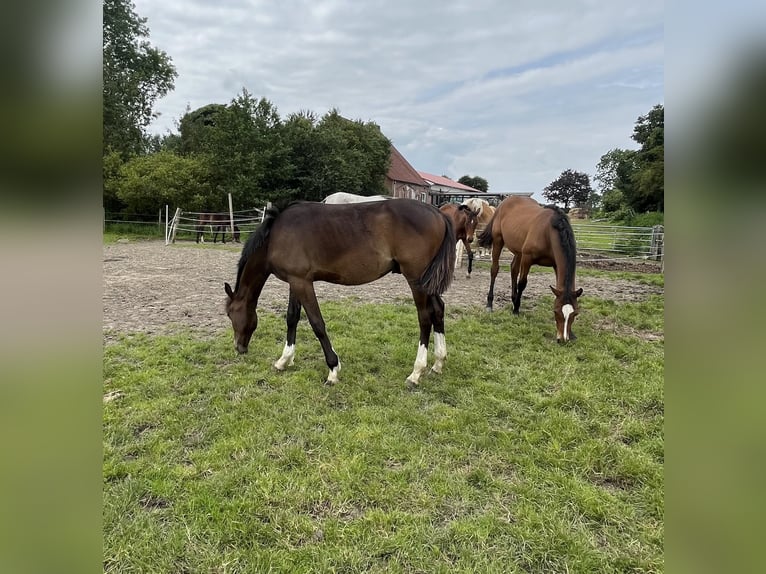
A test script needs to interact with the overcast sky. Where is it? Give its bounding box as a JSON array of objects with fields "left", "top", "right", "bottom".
[{"left": 135, "top": 0, "right": 663, "bottom": 198}]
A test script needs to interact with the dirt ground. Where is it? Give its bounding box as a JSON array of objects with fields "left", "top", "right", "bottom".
[{"left": 103, "top": 240, "right": 663, "bottom": 340}]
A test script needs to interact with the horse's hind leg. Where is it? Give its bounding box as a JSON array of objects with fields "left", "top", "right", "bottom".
[
  {"left": 429, "top": 294, "right": 447, "bottom": 374},
  {"left": 407, "top": 288, "right": 433, "bottom": 387},
  {"left": 274, "top": 290, "right": 301, "bottom": 371},
  {"left": 292, "top": 281, "right": 340, "bottom": 384}
]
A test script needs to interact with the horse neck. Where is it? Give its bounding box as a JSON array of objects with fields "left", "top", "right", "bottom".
[{"left": 237, "top": 249, "right": 270, "bottom": 305}]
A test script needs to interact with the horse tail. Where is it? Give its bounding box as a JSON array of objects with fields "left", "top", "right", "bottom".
[
  {"left": 416, "top": 214, "right": 456, "bottom": 295},
  {"left": 477, "top": 213, "right": 496, "bottom": 248}
]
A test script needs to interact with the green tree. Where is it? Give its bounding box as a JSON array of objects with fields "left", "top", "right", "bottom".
[
  {"left": 114, "top": 151, "right": 213, "bottom": 214},
  {"left": 593, "top": 105, "right": 664, "bottom": 215},
  {"left": 458, "top": 175, "right": 489, "bottom": 192},
  {"left": 103, "top": 0, "right": 177, "bottom": 157},
  {"left": 542, "top": 169, "right": 593, "bottom": 211},
  {"left": 178, "top": 103, "right": 228, "bottom": 155},
  {"left": 309, "top": 110, "right": 391, "bottom": 201},
  {"left": 627, "top": 104, "right": 664, "bottom": 212}
]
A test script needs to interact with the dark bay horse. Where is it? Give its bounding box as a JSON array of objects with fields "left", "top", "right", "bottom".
[
  {"left": 439, "top": 203, "right": 478, "bottom": 278},
  {"left": 224, "top": 199, "right": 456, "bottom": 386},
  {"left": 196, "top": 213, "right": 240, "bottom": 244},
  {"left": 477, "top": 196, "right": 583, "bottom": 342}
]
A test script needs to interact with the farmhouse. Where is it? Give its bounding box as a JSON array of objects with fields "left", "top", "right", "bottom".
[{"left": 385, "top": 143, "right": 534, "bottom": 207}]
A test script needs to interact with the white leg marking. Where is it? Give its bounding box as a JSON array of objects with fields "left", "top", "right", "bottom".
[
  {"left": 324, "top": 348, "right": 341, "bottom": 384},
  {"left": 562, "top": 304, "right": 574, "bottom": 341},
  {"left": 431, "top": 333, "right": 447, "bottom": 374},
  {"left": 274, "top": 343, "right": 295, "bottom": 370},
  {"left": 326, "top": 361, "right": 341, "bottom": 385},
  {"left": 407, "top": 343, "right": 429, "bottom": 385}
]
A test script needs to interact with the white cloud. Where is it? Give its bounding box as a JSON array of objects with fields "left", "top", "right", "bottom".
[{"left": 133, "top": 0, "right": 664, "bottom": 197}]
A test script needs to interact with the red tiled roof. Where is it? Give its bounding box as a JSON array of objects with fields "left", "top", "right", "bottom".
[
  {"left": 387, "top": 145, "right": 428, "bottom": 186},
  {"left": 418, "top": 172, "right": 483, "bottom": 192}
]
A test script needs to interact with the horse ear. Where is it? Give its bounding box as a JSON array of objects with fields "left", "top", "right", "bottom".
[
  {"left": 225, "top": 282, "right": 234, "bottom": 299},
  {"left": 550, "top": 285, "right": 563, "bottom": 297},
  {"left": 575, "top": 288, "right": 583, "bottom": 298}
]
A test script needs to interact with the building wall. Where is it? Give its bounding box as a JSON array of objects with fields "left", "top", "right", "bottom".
[{"left": 386, "top": 179, "right": 430, "bottom": 203}]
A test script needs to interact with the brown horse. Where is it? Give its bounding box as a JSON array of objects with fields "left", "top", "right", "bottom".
[
  {"left": 463, "top": 198, "right": 496, "bottom": 258},
  {"left": 196, "top": 213, "right": 239, "bottom": 244},
  {"left": 439, "top": 203, "right": 478, "bottom": 278},
  {"left": 477, "top": 196, "right": 583, "bottom": 342},
  {"left": 224, "top": 199, "right": 456, "bottom": 386}
]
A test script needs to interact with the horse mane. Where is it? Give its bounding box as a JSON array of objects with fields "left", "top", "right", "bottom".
[
  {"left": 545, "top": 205, "right": 577, "bottom": 298},
  {"left": 233, "top": 204, "right": 282, "bottom": 291}
]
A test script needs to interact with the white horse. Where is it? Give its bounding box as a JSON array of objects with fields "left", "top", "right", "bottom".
[{"left": 322, "top": 192, "right": 390, "bottom": 204}]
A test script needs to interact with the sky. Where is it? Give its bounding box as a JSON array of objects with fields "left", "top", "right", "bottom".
[{"left": 135, "top": 0, "right": 664, "bottom": 199}]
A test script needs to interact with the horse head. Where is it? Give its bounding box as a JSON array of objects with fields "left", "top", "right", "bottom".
[
  {"left": 550, "top": 286, "right": 583, "bottom": 343},
  {"left": 225, "top": 282, "right": 258, "bottom": 354},
  {"left": 457, "top": 204, "right": 478, "bottom": 243}
]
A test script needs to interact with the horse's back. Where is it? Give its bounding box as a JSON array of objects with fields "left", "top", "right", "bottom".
[
  {"left": 267, "top": 200, "right": 448, "bottom": 284},
  {"left": 494, "top": 196, "right": 556, "bottom": 253}
]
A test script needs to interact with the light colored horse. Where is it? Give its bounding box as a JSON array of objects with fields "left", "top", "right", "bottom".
[
  {"left": 322, "top": 192, "right": 390, "bottom": 204},
  {"left": 460, "top": 198, "right": 496, "bottom": 259}
]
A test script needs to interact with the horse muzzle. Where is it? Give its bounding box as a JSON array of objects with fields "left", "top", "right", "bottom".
[{"left": 236, "top": 342, "right": 249, "bottom": 354}]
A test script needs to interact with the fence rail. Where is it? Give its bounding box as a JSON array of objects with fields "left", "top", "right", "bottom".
[{"left": 571, "top": 223, "right": 664, "bottom": 261}]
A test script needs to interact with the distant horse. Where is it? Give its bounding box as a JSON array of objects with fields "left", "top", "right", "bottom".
[
  {"left": 462, "top": 198, "right": 496, "bottom": 258},
  {"left": 477, "top": 196, "right": 583, "bottom": 342},
  {"left": 322, "top": 192, "right": 390, "bottom": 204},
  {"left": 224, "top": 199, "right": 456, "bottom": 386},
  {"left": 196, "top": 213, "right": 240, "bottom": 244},
  {"left": 439, "top": 203, "right": 478, "bottom": 278}
]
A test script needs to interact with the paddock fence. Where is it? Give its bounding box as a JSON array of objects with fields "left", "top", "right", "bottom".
[
  {"left": 166, "top": 207, "right": 267, "bottom": 245},
  {"left": 459, "top": 223, "right": 664, "bottom": 270}
]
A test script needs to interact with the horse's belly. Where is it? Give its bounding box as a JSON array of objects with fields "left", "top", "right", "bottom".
[{"left": 312, "top": 260, "right": 393, "bottom": 285}]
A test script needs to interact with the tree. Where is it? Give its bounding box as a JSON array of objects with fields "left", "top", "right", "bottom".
[
  {"left": 458, "top": 175, "right": 489, "bottom": 192},
  {"left": 592, "top": 104, "right": 664, "bottom": 214},
  {"left": 103, "top": 0, "right": 177, "bottom": 157},
  {"left": 542, "top": 169, "right": 593, "bottom": 211},
  {"left": 627, "top": 104, "right": 664, "bottom": 212},
  {"left": 114, "top": 151, "right": 213, "bottom": 213}
]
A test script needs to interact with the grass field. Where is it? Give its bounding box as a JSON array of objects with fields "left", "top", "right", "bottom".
[{"left": 103, "top": 279, "right": 664, "bottom": 572}]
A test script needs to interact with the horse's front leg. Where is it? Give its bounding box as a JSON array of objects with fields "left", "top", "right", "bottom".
[
  {"left": 486, "top": 241, "right": 503, "bottom": 311},
  {"left": 274, "top": 290, "right": 301, "bottom": 371},
  {"left": 513, "top": 255, "right": 532, "bottom": 314},
  {"left": 293, "top": 281, "right": 340, "bottom": 385},
  {"left": 510, "top": 255, "right": 521, "bottom": 314},
  {"left": 464, "top": 240, "right": 473, "bottom": 279}
]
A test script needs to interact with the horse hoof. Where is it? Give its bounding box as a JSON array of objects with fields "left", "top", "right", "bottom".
[
  {"left": 430, "top": 365, "right": 442, "bottom": 375},
  {"left": 405, "top": 378, "right": 419, "bottom": 389}
]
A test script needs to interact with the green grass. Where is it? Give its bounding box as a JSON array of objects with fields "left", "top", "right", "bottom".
[
  {"left": 104, "top": 289, "right": 664, "bottom": 573},
  {"left": 103, "top": 223, "right": 164, "bottom": 243}
]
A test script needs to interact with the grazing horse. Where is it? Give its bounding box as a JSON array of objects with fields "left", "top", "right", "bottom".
[
  {"left": 462, "top": 198, "right": 496, "bottom": 258},
  {"left": 439, "top": 203, "right": 478, "bottom": 278},
  {"left": 322, "top": 191, "right": 390, "bottom": 204},
  {"left": 477, "top": 196, "right": 583, "bottom": 342},
  {"left": 196, "top": 213, "right": 239, "bottom": 244},
  {"left": 224, "top": 199, "right": 456, "bottom": 386}
]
